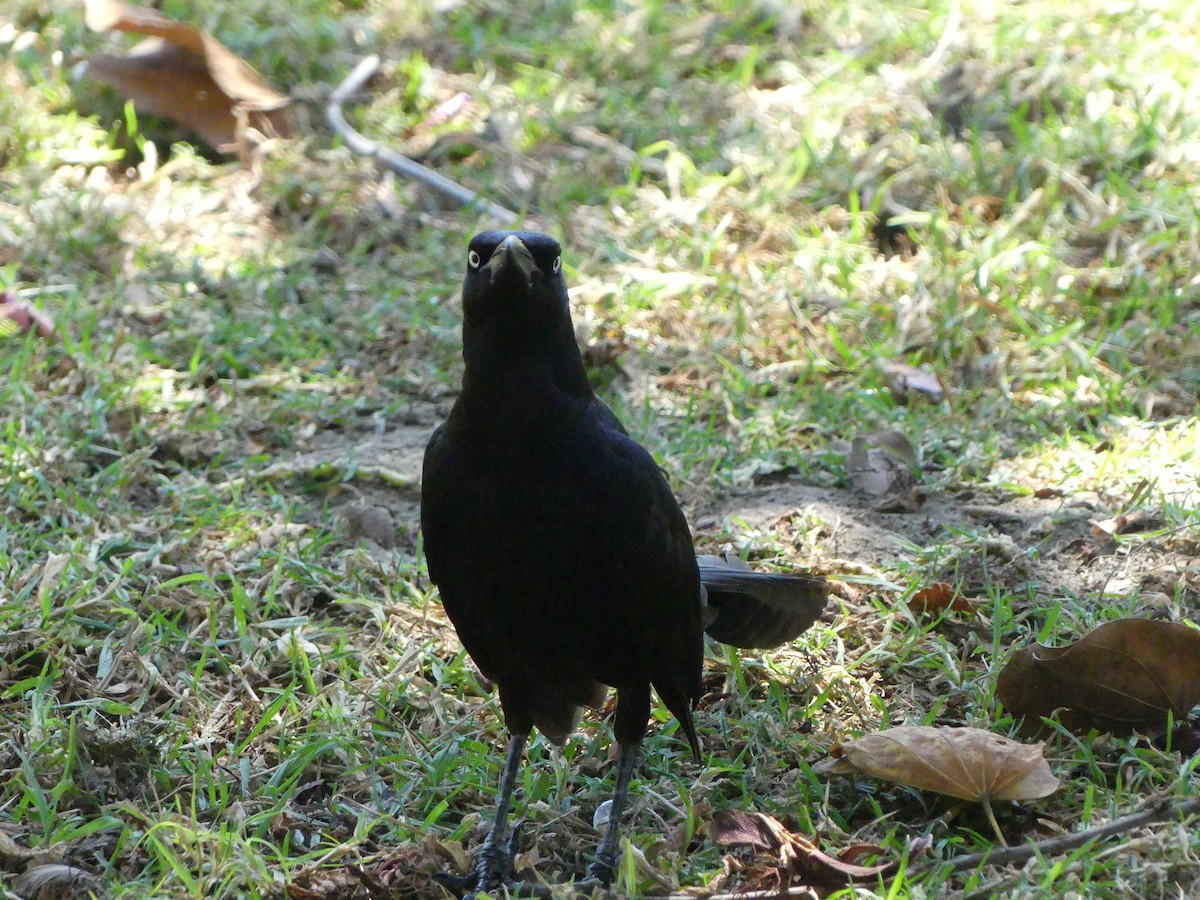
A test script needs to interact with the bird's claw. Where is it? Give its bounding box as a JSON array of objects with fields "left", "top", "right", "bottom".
[
  {"left": 455, "top": 819, "right": 526, "bottom": 895},
  {"left": 431, "top": 871, "right": 476, "bottom": 897},
  {"left": 587, "top": 850, "right": 619, "bottom": 887},
  {"left": 505, "top": 819, "right": 527, "bottom": 875},
  {"left": 473, "top": 848, "right": 507, "bottom": 893}
]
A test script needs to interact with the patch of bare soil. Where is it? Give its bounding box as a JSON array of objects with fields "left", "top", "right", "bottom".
[
  {"left": 279, "top": 416, "right": 1195, "bottom": 611},
  {"left": 717, "top": 482, "right": 1194, "bottom": 606},
  {"left": 266, "top": 407, "right": 440, "bottom": 542}
]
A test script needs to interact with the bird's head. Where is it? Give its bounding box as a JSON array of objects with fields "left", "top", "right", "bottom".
[
  {"left": 462, "top": 231, "right": 567, "bottom": 326},
  {"left": 458, "top": 230, "right": 590, "bottom": 394}
]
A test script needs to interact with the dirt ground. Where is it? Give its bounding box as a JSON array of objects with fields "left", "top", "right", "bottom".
[{"left": 268, "top": 413, "right": 1197, "bottom": 615}]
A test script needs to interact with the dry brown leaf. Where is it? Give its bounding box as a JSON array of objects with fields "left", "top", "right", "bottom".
[
  {"left": 710, "top": 808, "right": 790, "bottom": 852},
  {"left": 709, "top": 810, "right": 894, "bottom": 886},
  {"left": 13, "top": 864, "right": 101, "bottom": 897},
  {"left": 996, "top": 618, "right": 1200, "bottom": 735},
  {"left": 0, "top": 291, "right": 55, "bottom": 339},
  {"left": 83, "top": 0, "right": 290, "bottom": 153},
  {"left": 822, "top": 726, "right": 1058, "bottom": 802},
  {"left": 908, "top": 582, "right": 979, "bottom": 615},
  {"left": 0, "top": 828, "right": 40, "bottom": 864}
]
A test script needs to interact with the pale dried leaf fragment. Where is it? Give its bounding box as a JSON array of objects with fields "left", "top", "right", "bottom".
[
  {"left": 1089, "top": 514, "right": 1131, "bottom": 540},
  {"left": 822, "top": 725, "right": 1058, "bottom": 802},
  {"left": 881, "top": 360, "right": 948, "bottom": 403},
  {"left": 13, "top": 864, "right": 101, "bottom": 896},
  {"left": 34, "top": 553, "right": 71, "bottom": 611},
  {"left": 83, "top": 0, "right": 290, "bottom": 153},
  {"left": 847, "top": 435, "right": 915, "bottom": 496},
  {"left": 0, "top": 291, "right": 55, "bottom": 338}
]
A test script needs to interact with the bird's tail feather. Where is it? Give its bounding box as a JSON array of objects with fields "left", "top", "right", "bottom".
[{"left": 697, "top": 553, "right": 827, "bottom": 649}]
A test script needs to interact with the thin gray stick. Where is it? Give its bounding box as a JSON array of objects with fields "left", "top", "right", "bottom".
[
  {"left": 928, "top": 794, "right": 1200, "bottom": 875},
  {"left": 325, "top": 54, "right": 519, "bottom": 224},
  {"left": 491, "top": 794, "right": 1200, "bottom": 898}
]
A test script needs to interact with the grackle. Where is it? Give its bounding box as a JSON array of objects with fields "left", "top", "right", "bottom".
[{"left": 420, "top": 230, "right": 827, "bottom": 892}]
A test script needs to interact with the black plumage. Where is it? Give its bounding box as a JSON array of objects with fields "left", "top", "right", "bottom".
[{"left": 420, "top": 230, "right": 827, "bottom": 891}]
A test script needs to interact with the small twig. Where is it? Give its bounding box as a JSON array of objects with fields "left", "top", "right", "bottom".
[
  {"left": 646, "top": 888, "right": 817, "bottom": 900},
  {"left": 911, "top": 0, "right": 962, "bottom": 81},
  {"left": 565, "top": 125, "right": 668, "bottom": 177},
  {"left": 447, "top": 878, "right": 818, "bottom": 900},
  {"left": 326, "top": 54, "right": 519, "bottom": 224},
  {"left": 492, "top": 795, "right": 1200, "bottom": 898},
  {"left": 218, "top": 460, "right": 417, "bottom": 494},
  {"left": 928, "top": 794, "right": 1200, "bottom": 875}
]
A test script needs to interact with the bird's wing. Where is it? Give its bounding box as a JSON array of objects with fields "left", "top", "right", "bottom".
[
  {"left": 419, "top": 423, "right": 451, "bottom": 588},
  {"left": 697, "top": 552, "right": 827, "bottom": 648},
  {"left": 596, "top": 431, "right": 702, "bottom": 659},
  {"left": 590, "top": 411, "right": 703, "bottom": 744}
]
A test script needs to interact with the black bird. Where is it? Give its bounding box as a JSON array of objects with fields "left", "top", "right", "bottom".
[{"left": 420, "top": 230, "right": 827, "bottom": 891}]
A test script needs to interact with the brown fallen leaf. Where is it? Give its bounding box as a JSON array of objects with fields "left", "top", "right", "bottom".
[
  {"left": 818, "top": 725, "right": 1057, "bottom": 844},
  {"left": 823, "top": 726, "right": 1057, "bottom": 803},
  {"left": 0, "top": 291, "right": 55, "bottom": 339},
  {"left": 709, "top": 809, "right": 894, "bottom": 888},
  {"left": 13, "top": 864, "right": 101, "bottom": 897},
  {"left": 996, "top": 618, "right": 1200, "bottom": 735},
  {"left": 710, "top": 808, "right": 789, "bottom": 852},
  {"left": 83, "top": 0, "right": 290, "bottom": 153},
  {"left": 908, "top": 582, "right": 978, "bottom": 615}
]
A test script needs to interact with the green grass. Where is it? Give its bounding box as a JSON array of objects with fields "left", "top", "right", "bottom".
[{"left": 2, "top": 0, "right": 1199, "bottom": 896}]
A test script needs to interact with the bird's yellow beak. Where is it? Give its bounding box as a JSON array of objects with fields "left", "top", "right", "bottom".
[{"left": 486, "top": 234, "right": 538, "bottom": 287}]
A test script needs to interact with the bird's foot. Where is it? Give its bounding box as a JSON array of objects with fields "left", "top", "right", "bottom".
[
  {"left": 431, "top": 854, "right": 509, "bottom": 897},
  {"left": 431, "top": 871, "right": 476, "bottom": 897},
  {"left": 587, "top": 848, "right": 619, "bottom": 887},
  {"left": 435, "top": 820, "right": 528, "bottom": 896},
  {"left": 472, "top": 845, "right": 510, "bottom": 893}
]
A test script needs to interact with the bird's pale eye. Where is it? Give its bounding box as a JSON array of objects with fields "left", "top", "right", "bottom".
[
  {"left": 552, "top": 255, "right": 561, "bottom": 273},
  {"left": 468, "top": 250, "right": 482, "bottom": 268}
]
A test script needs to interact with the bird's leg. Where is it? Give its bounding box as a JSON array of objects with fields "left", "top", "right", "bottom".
[
  {"left": 475, "top": 730, "right": 529, "bottom": 891},
  {"left": 587, "top": 740, "right": 640, "bottom": 885}
]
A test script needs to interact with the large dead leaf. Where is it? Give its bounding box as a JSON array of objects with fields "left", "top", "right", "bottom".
[
  {"left": 709, "top": 809, "right": 894, "bottom": 888},
  {"left": 997, "top": 618, "right": 1200, "bottom": 735},
  {"left": 820, "top": 726, "right": 1058, "bottom": 803},
  {"left": 83, "top": 0, "right": 291, "bottom": 153}
]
